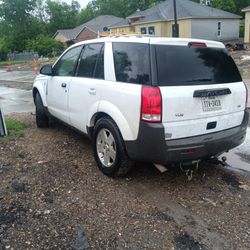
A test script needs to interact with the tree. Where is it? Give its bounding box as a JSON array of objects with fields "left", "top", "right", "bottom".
[
  {"left": 85, "top": 0, "right": 162, "bottom": 18},
  {"left": 211, "top": 0, "right": 236, "bottom": 13},
  {"left": 46, "top": 0, "right": 80, "bottom": 34},
  {"left": 234, "top": 0, "right": 250, "bottom": 15},
  {"left": 77, "top": 6, "right": 95, "bottom": 25},
  {"left": 0, "top": 0, "right": 41, "bottom": 51},
  {"left": 26, "top": 35, "right": 63, "bottom": 56}
]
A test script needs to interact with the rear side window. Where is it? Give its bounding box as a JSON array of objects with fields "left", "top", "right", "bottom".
[
  {"left": 77, "top": 43, "right": 104, "bottom": 78},
  {"left": 113, "top": 42, "right": 150, "bottom": 85},
  {"left": 154, "top": 45, "right": 242, "bottom": 86}
]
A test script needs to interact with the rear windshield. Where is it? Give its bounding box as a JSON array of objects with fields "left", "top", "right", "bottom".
[{"left": 154, "top": 45, "right": 242, "bottom": 86}]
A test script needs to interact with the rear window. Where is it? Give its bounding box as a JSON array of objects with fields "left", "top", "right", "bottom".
[
  {"left": 113, "top": 42, "right": 150, "bottom": 85},
  {"left": 154, "top": 45, "right": 242, "bottom": 86}
]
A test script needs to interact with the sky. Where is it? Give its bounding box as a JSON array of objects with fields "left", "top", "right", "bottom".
[{"left": 60, "top": 0, "right": 91, "bottom": 8}]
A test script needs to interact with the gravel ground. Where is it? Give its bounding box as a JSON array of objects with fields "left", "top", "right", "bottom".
[{"left": 0, "top": 113, "right": 250, "bottom": 250}]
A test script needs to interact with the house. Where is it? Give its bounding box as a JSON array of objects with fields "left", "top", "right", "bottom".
[
  {"left": 53, "top": 15, "right": 125, "bottom": 46},
  {"left": 242, "top": 6, "right": 250, "bottom": 43},
  {"left": 110, "top": 0, "right": 240, "bottom": 41}
]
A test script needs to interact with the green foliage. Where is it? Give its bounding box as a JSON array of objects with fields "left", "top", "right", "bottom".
[
  {"left": 46, "top": 0, "right": 80, "bottom": 34},
  {"left": 0, "top": 119, "right": 27, "bottom": 142},
  {"left": 0, "top": 37, "right": 9, "bottom": 61},
  {"left": 211, "top": 0, "right": 236, "bottom": 13},
  {"left": 240, "top": 25, "right": 245, "bottom": 38},
  {"left": 77, "top": 6, "right": 95, "bottom": 25},
  {"left": 0, "top": 38, "right": 9, "bottom": 53},
  {"left": 0, "top": 0, "right": 249, "bottom": 53},
  {"left": 234, "top": 0, "right": 250, "bottom": 16},
  {"left": 87, "top": 0, "right": 162, "bottom": 18},
  {"left": 26, "top": 35, "right": 63, "bottom": 56}
]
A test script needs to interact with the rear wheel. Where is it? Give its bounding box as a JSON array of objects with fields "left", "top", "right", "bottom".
[
  {"left": 35, "top": 93, "right": 49, "bottom": 128},
  {"left": 93, "top": 117, "right": 133, "bottom": 177}
]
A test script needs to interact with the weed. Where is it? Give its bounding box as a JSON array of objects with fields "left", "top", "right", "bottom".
[{"left": 0, "top": 119, "right": 27, "bottom": 142}]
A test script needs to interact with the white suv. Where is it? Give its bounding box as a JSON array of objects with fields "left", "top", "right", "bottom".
[{"left": 33, "top": 36, "right": 249, "bottom": 176}]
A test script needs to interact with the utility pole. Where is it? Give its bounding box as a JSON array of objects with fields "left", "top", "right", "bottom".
[{"left": 172, "top": 0, "right": 179, "bottom": 37}]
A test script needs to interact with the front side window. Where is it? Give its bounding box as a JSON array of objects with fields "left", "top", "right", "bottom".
[
  {"left": 113, "top": 42, "right": 150, "bottom": 85},
  {"left": 77, "top": 43, "right": 104, "bottom": 78},
  {"left": 53, "top": 46, "right": 82, "bottom": 76}
]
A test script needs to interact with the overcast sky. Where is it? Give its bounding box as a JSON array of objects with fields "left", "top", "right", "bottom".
[{"left": 60, "top": 0, "right": 91, "bottom": 8}]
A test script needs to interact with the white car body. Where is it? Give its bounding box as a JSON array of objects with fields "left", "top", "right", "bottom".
[{"left": 33, "top": 36, "right": 248, "bottom": 175}]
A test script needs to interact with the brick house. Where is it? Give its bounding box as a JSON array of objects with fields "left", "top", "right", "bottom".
[{"left": 53, "top": 15, "right": 125, "bottom": 46}]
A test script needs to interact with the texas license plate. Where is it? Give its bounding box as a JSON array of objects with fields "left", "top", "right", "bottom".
[{"left": 202, "top": 96, "right": 222, "bottom": 112}]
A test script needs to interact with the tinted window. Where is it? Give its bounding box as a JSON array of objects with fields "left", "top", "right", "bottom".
[
  {"left": 77, "top": 43, "right": 103, "bottom": 78},
  {"left": 53, "top": 46, "right": 82, "bottom": 76},
  {"left": 155, "top": 45, "right": 242, "bottom": 86},
  {"left": 94, "top": 45, "right": 104, "bottom": 79},
  {"left": 113, "top": 43, "right": 150, "bottom": 85}
]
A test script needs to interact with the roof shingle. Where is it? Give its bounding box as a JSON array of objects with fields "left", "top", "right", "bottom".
[
  {"left": 55, "top": 15, "right": 125, "bottom": 41},
  {"left": 111, "top": 0, "right": 240, "bottom": 28}
]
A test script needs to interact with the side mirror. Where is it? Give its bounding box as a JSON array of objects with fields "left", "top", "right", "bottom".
[{"left": 40, "top": 65, "right": 53, "bottom": 76}]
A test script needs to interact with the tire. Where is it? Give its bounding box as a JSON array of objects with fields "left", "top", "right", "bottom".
[
  {"left": 35, "top": 93, "right": 49, "bottom": 128},
  {"left": 92, "top": 117, "right": 133, "bottom": 177}
]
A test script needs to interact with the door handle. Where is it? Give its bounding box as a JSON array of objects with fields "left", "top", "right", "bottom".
[
  {"left": 61, "top": 83, "right": 67, "bottom": 88},
  {"left": 88, "top": 88, "right": 96, "bottom": 95}
]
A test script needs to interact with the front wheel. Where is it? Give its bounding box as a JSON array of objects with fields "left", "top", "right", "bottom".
[
  {"left": 35, "top": 93, "right": 49, "bottom": 128},
  {"left": 92, "top": 118, "right": 133, "bottom": 177}
]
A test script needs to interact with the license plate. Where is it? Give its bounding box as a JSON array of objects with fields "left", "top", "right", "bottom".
[{"left": 201, "top": 96, "right": 222, "bottom": 112}]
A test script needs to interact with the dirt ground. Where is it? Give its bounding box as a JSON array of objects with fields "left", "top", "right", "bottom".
[
  {"left": 1, "top": 50, "right": 250, "bottom": 249},
  {"left": 0, "top": 113, "right": 250, "bottom": 250}
]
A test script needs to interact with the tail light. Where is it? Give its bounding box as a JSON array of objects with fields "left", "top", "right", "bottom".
[
  {"left": 244, "top": 81, "right": 248, "bottom": 108},
  {"left": 141, "top": 86, "right": 162, "bottom": 123}
]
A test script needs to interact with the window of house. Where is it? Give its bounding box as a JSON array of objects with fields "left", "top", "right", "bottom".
[
  {"left": 141, "top": 27, "right": 147, "bottom": 34},
  {"left": 148, "top": 26, "right": 155, "bottom": 35},
  {"left": 140, "top": 26, "right": 155, "bottom": 35},
  {"left": 77, "top": 43, "right": 104, "bottom": 78},
  {"left": 217, "top": 22, "right": 221, "bottom": 37},
  {"left": 113, "top": 42, "right": 150, "bottom": 85},
  {"left": 53, "top": 46, "right": 83, "bottom": 77}
]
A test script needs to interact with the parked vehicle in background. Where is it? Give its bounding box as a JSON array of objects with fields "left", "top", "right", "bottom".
[{"left": 33, "top": 36, "right": 249, "bottom": 177}]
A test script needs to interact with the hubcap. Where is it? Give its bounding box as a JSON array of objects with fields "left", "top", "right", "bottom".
[{"left": 96, "top": 128, "right": 117, "bottom": 168}]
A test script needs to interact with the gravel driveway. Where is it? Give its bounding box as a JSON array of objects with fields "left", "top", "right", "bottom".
[{"left": 0, "top": 113, "right": 250, "bottom": 250}]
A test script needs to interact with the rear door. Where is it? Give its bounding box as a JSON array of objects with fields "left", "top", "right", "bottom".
[{"left": 151, "top": 41, "right": 246, "bottom": 140}]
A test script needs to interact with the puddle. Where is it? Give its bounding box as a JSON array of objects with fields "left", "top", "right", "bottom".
[
  {"left": 0, "top": 70, "right": 34, "bottom": 83},
  {"left": 222, "top": 128, "right": 250, "bottom": 172},
  {"left": 0, "top": 86, "right": 34, "bottom": 114},
  {"left": 174, "top": 233, "right": 208, "bottom": 250}
]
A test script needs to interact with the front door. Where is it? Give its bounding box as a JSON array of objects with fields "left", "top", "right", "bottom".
[{"left": 47, "top": 45, "right": 83, "bottom": 123}]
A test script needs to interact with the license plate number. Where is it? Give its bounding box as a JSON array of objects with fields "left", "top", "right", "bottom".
[{"left": 202, "top": 97, "right": 222, "bottom": 112}]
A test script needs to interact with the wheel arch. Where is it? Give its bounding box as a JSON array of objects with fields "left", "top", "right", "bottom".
[
  {"left": 88, "top": 102, "right": 136, "bottom": 141},
  {"left": 32, "top": 85, "right": 47, "bottom": 107}
]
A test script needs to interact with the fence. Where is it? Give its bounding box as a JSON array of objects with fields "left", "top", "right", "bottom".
[{"left": 7, "top": 52, "right": 39, "bottom": 61}]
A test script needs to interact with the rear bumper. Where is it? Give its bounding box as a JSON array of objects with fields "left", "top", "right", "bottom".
[{"left": 125, "top": 110, "right": 249, "bottom": 164}]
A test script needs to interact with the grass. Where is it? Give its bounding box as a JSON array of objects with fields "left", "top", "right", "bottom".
[
  {"left": 0, "top": 60, "right": 28, "bottom": 66},
  {"left": 0, "top": 119, "right": 27, "bottom": 142}
]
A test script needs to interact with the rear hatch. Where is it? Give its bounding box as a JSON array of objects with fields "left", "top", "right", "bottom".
[{"left": 150, "top": 39, "right": 246, "bottom": 140}]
